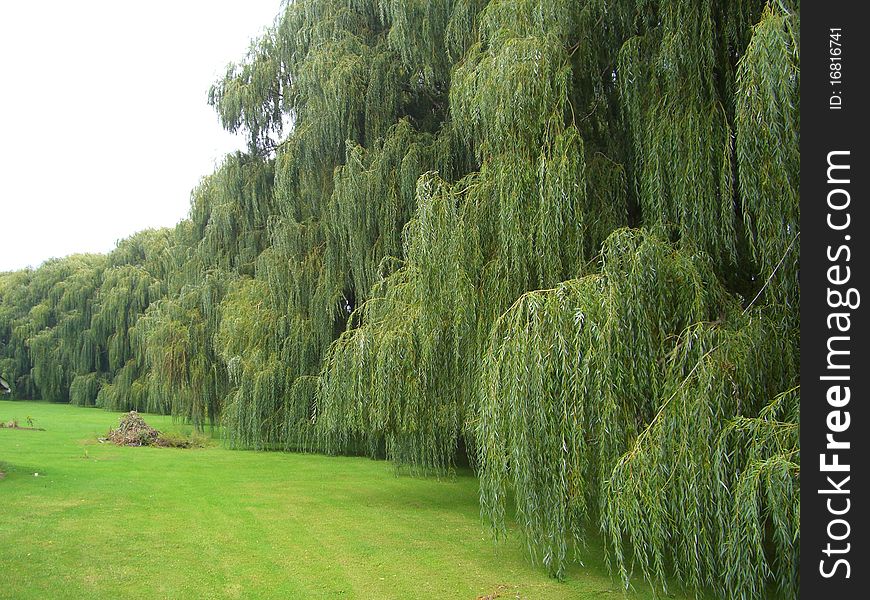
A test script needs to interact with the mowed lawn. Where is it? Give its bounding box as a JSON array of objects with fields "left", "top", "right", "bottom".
[{"left": 1, "top": 400, "right": 684, "bottom": 600}]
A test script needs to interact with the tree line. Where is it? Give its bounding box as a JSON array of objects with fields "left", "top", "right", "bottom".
[{"left": 0, "top": 1, "right": 799, "bottom": 597}]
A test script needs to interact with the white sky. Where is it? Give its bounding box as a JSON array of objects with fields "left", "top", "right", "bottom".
[{"left": 0, "top": 0, "right": 284, "bottom": 272}]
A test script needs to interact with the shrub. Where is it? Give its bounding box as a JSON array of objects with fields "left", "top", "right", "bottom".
[{"left": 155, "top": 430, "right": 210, "bottom": 449}]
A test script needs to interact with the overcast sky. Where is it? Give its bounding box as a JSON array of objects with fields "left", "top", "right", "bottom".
[{"left": 0, "top": 0, "right": 284, "bottom": 272}]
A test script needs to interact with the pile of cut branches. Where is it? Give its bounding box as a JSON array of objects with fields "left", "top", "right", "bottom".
[{"left": 107, "top": 411, "right": 159, "bottom": 446}]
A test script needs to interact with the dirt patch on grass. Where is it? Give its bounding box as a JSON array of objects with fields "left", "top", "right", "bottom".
[{"left": 477, "top": 584, "right": 521, "bottom": 600}]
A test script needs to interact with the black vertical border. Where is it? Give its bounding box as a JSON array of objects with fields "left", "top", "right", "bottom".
[{"left": 801, "top": 2, "right": 868, "bottom": 597}]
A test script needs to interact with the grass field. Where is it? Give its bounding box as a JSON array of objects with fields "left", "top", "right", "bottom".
[{"left": 1, "top": 400, "right": 693, "bottom": 599}]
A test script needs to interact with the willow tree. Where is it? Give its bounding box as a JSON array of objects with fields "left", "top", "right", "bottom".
[
  {"left": 0, "top": 0, "right": 800, "bottom": 597},
  {"left": 0, "top": 255, "right": 106, "bottom": 403},
  {"left": 715, "top": 387, "right": 800, "bottom": 598},
  {"left": 206, "top": 3, "right": 800, "bottom": 595},
  {"left": 205, "top": 0, "right": 469, "bottom": 451},
  {"left": 603, "top": 308, "right": 797, "bottom": 595},
  {"left": 0, "top": 270, "right": 35, "bottom": 396},
  {"left": 316, "top": 0, "right": 629, "bottom": 471},
  {"left": 476, "top": 230, "right": 735, "bottom": 575},
  {"left": 0, "top": 231, "right": 177, "bottom": 405},
  {"left": 89, "top": 265, "right": 155, "bottom": 410},
  {"left": 318, "top": 172, "right": 482, "bottom": 468},
  {"left": 132, "top": 270, "right": 229, "bottom": 426},
  {"left": 598, "top": 5, "right": 800, "bottom": 595},
  {"left": 735, "top": 4, "right": 800, "bottom": 309},
  {"left": 126, "top": 161, "right": 258, "bottom": 426},
  {"left": 52, "top": 260, "right": 106, "bottom": 405},
  {"left": 83, "top": 230, "right": 173, "bottom": 410}
]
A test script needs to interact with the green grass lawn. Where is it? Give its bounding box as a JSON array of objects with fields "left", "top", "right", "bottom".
[{"left": 1, "top": 400, "right": 691, "bottom": 600}]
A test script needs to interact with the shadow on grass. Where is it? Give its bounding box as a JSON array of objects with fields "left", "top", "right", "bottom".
[{"left": 0, "top": 462, "right": 45, "bottom": 479}]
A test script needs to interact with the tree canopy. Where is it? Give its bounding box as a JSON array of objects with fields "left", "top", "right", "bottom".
[{"left": 0, "top": 1, "right": 800, "bottom": 597}]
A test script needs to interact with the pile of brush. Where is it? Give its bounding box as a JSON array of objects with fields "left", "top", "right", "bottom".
[{"left": 106, "top": 411, "right": 159, "bottom": 446}]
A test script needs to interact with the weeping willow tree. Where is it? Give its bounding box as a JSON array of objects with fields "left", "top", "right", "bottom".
[
  {"left": 0, "top": 0, "right": 800, "bottom": 597},
  {"left": 9, "top": 255, "right": 106, "bottom": 402},
  {"left": 52, "top": 261, "right": 106, "bottom": 405},
  {"left": 735, "top": 4, "right": 800, "bottom": 309},
  {"left": 316, "top": 0, "right": 629, "bottom": 471},
  {"left": 0, "top": 254, "right": 132, "bottom": 403},
  {"left": 0, "top": 230, "right": 173, "bottom": 408},
  {"left": 0, "top": 270, "right": 35, "bottom": 397},
  {"left": 312, "top": 0, "right": 797, "bottom": 596},
  {"left": 602, "top": 309, "right": 797, "bottom": 595},
  {"left": 90, "top": 265, "right": 157, "bottom": 410},
  {"left": 715, "top": 387, "right": 800, "bottom": 599},
  {"left": 318, "top": 172, "right": 481, "bottom": 469},
  {"left": 205, "top": 0, "right": 473, "bottom": 450},
  {"left": 477, "top": 229, "right": 735, "bottom": 575},
  {"left": 128, "top": 153, "right": 279, "bottom": 428},
  {"left": 132, "top": 270, "right": 228, "bottom": 426},
  {"left": 597, "top": 6, "right": 800, "bottom": 595},
  {"left": 85, "top": 230, "right": 173, "bottom": 410}
]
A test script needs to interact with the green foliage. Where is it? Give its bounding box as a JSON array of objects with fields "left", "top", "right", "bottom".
[
  {"left": 69, "top": 372, "right": 104, "bottom": 407},
  {"left": 603, "top": 310, "right": 797, "bottom": 595},
  {"left": 716, "top": 387, "right": 800, "bottom": 599},
  {"left": 133, "top": 272, "right": 229, "bottom": 427},
  {"left": 217, "top": 277, "right": 286, "bottom": 449},
  {"left": 209, "top": 28, "right": 287, "bottom": 154},
  {"left": 477, "top": 229, "right": 734, "bottom": 578},
  {"left": 736, "top": 5, "right": 800, "bottom": 307},
  {"left": 191, "top": 154, "right": 277, "bottom": 275},
  {"left": 325, "top": 120, "right": 439, "bottom": 303},
  {"left": 155, "top": 429, "right": 212, "bottom": 449},
  {"left": 0, "top": 1, "right": 800, "bottom": 597},
  {"left": 617, "top": 1, "right": 748, "bottom": 269}
]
